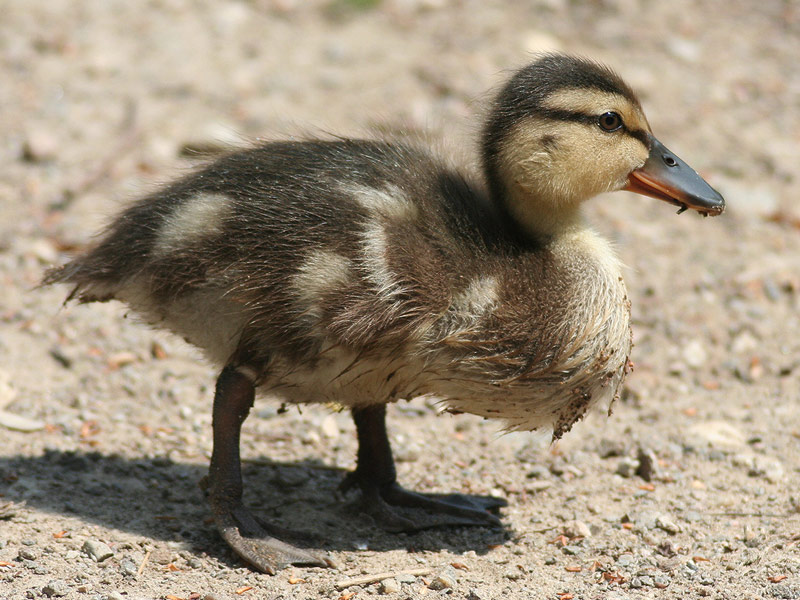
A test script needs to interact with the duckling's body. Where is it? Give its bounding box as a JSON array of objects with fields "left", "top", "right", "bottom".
[
  {"left": 61, "top": 140, "right": 630, "bottom": 433},
  {"left": 45, "top": 55, "right": 723, "bottom": 573}
]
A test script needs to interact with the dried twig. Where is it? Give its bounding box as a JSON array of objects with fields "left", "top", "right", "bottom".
[
  {"left": 137, "top": 549, "right": 152, "bottom": 577},
  {"left": 335, "top": 567, "right": 432, "bottom": 590}
]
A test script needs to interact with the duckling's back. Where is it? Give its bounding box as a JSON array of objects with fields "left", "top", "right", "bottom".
[
  {"left": 46, "top": 138, "right": 631, "bottom": 437},
  {"left": 48, "top": 141, "right": 484, "bottom": 356}
]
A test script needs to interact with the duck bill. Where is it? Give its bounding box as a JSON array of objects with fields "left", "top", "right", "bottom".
[{"left": 625, "top": 135, "right": 725, "bottom": 216}]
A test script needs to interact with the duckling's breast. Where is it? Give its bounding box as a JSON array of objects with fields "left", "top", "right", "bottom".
[{"left": 419, "top": 228, "right": 633, "bottom": 437}]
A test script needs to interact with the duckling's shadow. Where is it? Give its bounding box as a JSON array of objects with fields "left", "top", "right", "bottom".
[{"left": 0, "top": 450, "right": 509, "bottom": 567}]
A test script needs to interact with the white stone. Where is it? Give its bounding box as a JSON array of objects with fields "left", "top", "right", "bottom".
[
  {"left": 682, "top": 339, "right": 707, "bottom": 369},
  {"left": 320, "top": 415, "right": 340, "bottom": 440},
  {"left": 688, "top": 421, "right": 746, "bottom": 449},
  {"left": 82, "top": 539, "right": 114, "bottom": 562},
  {"left": 379, "top": 578, "right": 401, "bottom": 594},
  {"left": 563, "top": 519, "right": 592, "bottom": 538}
]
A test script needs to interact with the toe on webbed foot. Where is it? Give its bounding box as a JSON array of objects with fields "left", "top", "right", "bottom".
[
  {"left": 346, "top": 480, "right": 506, "bottom": 533},
  {"left": 210, "top": 499, "right": 335, "bottom": 574},
  {"left": 424, "top": 491, "right": 508, "bottom": 513}
]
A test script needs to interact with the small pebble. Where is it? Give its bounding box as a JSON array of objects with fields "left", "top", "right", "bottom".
[
  {"left": 0, "top": 409, "right": 40, "bottom": 432},
  {"left": 654, "top": 575, "right": 671, "bottom": 588},
  {"left": 731, "top": 331, "right": 758, "bottom": 354},
  {"left": 525, "top": 480, "right": 553, "bottom": 492},
  {"left": 22, "top": 129, "right": 58, "bottom": 162},
  {"left": 656, "top": 541, "right": 677, "bottom": 558},
  {"left": 616, "top": 554, "right": 635, "bottom": 569},
  {"left": 320, "top": 415, "right": 340, "bottom": 439},
  {"left": 656, "top": 515, "right": 681, "bottom": 535},
  {"left": 256, "top": 407, "right": 278, "bottom": 419},
  {"left": 751, "top": 456, "right": 785, "bottom": 483},
  {"left": 682, "top": 339, "right": 707, "bottom": 368},
  {"left": 429, "top": 567, "right": 457, "bottom": 590},
  {"left": 684, "top": 511, "right": 703, "bottom": 523},
  {"left": 396, "top": 573, "right": 417, "bottom": 584},
  {"left": 743, "top": 524, "right": 763, "bottom": 548},
  {"left": 636, "top": 447, "right": 658, "bottom": 482},
  {"left": 562, "top": 545, "right": 582, "bottom": 556},
  {"left": 18, "top": 548, "right": 38, "bottom": 561},
  {"left": 119, "top": 556, "right": 138, "bottom": 577},
  {"left": 41, "top": 580, "right": 70, "bottom": 598},
  {"left": 563, "top": 520, "right": 592, "bottom": 539},
  {"left": 379, "top": 577, "right": 401, "bottom": 594},
  {"left": 395, "top": 444, "right": 421, "bottom": 463},
  {"left": 688, "top": 421, "right": 745, "bottom": 449},
  {"left": 83, "top": 539, "right": 114, "bottom": 562},
  {"left": 27, "top": 238, "right": 59, "bottom": 264},
  {"left": 616, "top": 457, "right": 639, "bottom": 478},
  {"left": 106, "top": 592, "right": 126, "bottom": 600}
]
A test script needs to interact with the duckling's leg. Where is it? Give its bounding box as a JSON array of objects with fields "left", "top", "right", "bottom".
[
  {"left": 205, "top": 366, "right": 331, "bottom": 574},
  {"left": 341, "top": 404, "right": 506, "bottom": 531}
]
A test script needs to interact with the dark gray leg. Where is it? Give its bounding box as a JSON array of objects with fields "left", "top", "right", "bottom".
[
  {"left": 340, "top": 404, "right": 506, "bottom": 531},
  {"left": 205, "top": 366, "right": 331, "bottom": 573}
]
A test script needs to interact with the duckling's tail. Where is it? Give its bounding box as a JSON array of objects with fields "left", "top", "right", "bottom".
[{"left": 41, "top": 259, "right": 116, "bottom": 304}]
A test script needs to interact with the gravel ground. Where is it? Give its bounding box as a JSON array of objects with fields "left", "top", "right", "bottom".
[{"left": 2, "top": 1, "right": 800, "bottom": 599}]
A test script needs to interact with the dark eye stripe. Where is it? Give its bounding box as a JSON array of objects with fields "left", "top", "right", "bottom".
[
  {"left": 537, "top": 108, "right": 597, "bottom": 126},
  {"left": 536, "top": 107, "right": 651, "bottom": 148},
  {"left": 626, "top": 128, "right": 651, "bottom": 148}
]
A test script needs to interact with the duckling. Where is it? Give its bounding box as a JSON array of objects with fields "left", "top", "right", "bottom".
[{"left": 44, "top": 54, "right": 724, "bottom": 573}]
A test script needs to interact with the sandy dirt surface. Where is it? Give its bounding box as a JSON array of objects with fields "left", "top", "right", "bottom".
[{"left": 2, "top": 1, "right": 800, "bottom": 598}]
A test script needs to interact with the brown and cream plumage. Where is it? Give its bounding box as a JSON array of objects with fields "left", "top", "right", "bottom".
[{"left": 44, "top": 54, "right": 724, "bottom": 573}]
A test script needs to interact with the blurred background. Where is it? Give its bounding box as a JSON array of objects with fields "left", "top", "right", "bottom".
[{"left": 2, "top": 1, "right": 799, "bottom": 598}]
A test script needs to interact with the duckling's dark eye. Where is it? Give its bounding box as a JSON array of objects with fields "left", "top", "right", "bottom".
[{"left": 598, "top": 111, "right": 623, "bottom": 132}]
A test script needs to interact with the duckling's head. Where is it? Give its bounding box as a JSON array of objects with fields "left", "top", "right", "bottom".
[{"left": 482, "top": 54, "right": 724, "bottom": 238}]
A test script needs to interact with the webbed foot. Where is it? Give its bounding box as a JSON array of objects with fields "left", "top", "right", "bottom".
[
  {"left": 346, "top": 404, "right": 506, "bottom": 532},
  {"left": 208, "top": 492, "right": 332, "bottom": 573},
  {"left": 341, "top": 475, "right": 505, "bottom": 531}
]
